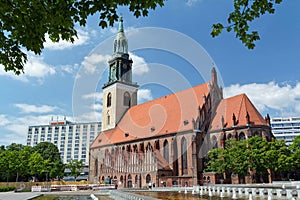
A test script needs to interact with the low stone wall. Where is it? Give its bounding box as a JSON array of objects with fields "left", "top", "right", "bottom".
[{"left": 0, "top": 181, "right": 90, "bottom": 190}]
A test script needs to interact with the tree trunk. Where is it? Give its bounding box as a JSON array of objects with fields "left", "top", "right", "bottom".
[
  {"left": 267, "top": 169, "right": 272, "bottom": 183},
  {"left": 16, "top": 171, "right": 19, "bottom": 182}
]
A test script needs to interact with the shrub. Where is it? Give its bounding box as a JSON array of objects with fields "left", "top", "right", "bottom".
[{"left": 0, "top": 186, "right": 16, "bottom": 192}]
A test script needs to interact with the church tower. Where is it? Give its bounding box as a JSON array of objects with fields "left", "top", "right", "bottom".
[{"left": 102, "top": 17, "right": 138, "bottom": 131}]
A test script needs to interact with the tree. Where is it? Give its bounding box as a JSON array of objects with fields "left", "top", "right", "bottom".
[
  {"left": 263, "top": 138, "right": 293, "bottom": 182},
  {"left": 211, "top": 0, "right": 283, "bottom": 49},
  {"left": 28, "top": 151, "right": 49, "bottom": 181},
  {"left": 205, "top": 136, "right": 295, "bottom": 183},
  {"left": 226, "top": 139, "right": 250, "bottom": 178},
  {"left": 8, "top": 147, "right": 32, "bottom": 182},
  {"left": 33, "top": 142, "right": 64, "bottom": 179},
  {"left": 6, "top": 143, "right": 24, "bottom": 151},
  {"left": 206, "top": 148, "right": 228, "bottom": 179},
  {"left": 290, "top": 136, "right": 300, "bottom": 168},
  {"left": 65, "top": 159, "right": 84, "bottom": 181},
  {"left": 0, "top": 150, "right": 13, "bottom": 182},
  {"left": 0, "top": 0, "right": 283, "bottom": 75},
  {"left": 0, "top": 0, "right": 164, "bottom": 75}
]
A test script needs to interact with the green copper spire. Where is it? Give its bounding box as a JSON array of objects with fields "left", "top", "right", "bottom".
[
  {"left": 118, "top": 16, "right": 124, "bottom": 33},
  {"left": 113, "top": 15, "right": 128, "bottom": 54}
]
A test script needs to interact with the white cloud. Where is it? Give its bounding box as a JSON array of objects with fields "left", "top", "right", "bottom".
[
  {"left": 44, "top": 29, "right": 90, "bottom": 50},
  {"left": 82, "top": 53, "right": 111, "bottom": 74},
  {"left": 92, "top": 103, "right": 102, "bottom": 111},
  {"left": 60, "top": 64, "right": 76, "bottom": 75},
  {"left": 24, "top": 56, "right": 55, "bottom": 78},
  {"left": 0, "top": 54, "right": 55, "bottom": 82},
  {"left": 14, "top": 104, "right": 58, "bottom": 114},
  {"left": 0, "top": 114, "right": 10, "bottom": 126},
  {"left": 82, "top": 92, "right": 103, "bottom": 102},
  {"left": 0, "top": 67, "right": 28, "bottom": 82},
  {"left": 130, "top": 53, "right": 150, "bottom": 76},
  {"left": 0, "top": 114, "right": 73, "bottom": 146},
  {"left": 138, "top": 89, "right": 153, "bottom": 103},
  {"left": 186, "top": 0, "right": 203, "bottom": 6},
  {"left": 224, "top": 82, "right": 300, "bottom": 116},
  {"left": 74, "top": 111, "right": 102, "bottom": 123},
  {"left": 81, "top": 92, "right": 103, "bottom": 121},
  {"left": 99, "top": 27, "right": 118, "bottom": 37}
]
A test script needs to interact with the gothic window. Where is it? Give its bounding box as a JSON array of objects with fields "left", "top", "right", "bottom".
[
  {"left": 181, "top": 137, "right": 187, "bottom": 174},
  {"left": 124, "top": 92, "right": 131, "bottom": 107},
  {"left": 94, "top": 159, "right": 98, "bottom": 176},
  {"left": 135, "top": 175, "right": 138, "bottom": 184},
  {"left": 107, "top": 115, "right": 110, "bottom": 125},
  {"left": 212, "top": 136, "right": 218, "bottom": 148},
  {"left": 146, "top": 174, "right": 151, "bottom": 183},
  {"left": 107, "top": 93, "right": 112, "bottom": 107},
  {"left": 239, "top": 132, "right": 246, "bottom": 140},
  {"left": 253, "top": 131, "right": 260, "bottom": 137},
  {"left": 163, "top": 140, "right": 169, "bottom": 163}
]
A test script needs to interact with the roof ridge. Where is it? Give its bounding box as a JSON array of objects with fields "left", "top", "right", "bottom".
[{"left": 128, "top": 82, "right": 210, "bottom": 109}]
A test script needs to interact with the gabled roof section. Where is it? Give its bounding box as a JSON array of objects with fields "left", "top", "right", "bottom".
[
  {"left": 210, "top": 93, "right": 267, "bottom": 131},
  {"left": 91, "top": 83, "right": 210, "bottom": 148}
]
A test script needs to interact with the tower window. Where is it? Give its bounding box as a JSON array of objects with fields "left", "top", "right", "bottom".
[
  {"left": 123, "top": 92, "right": 131, "bottom": 107},
  {"left": 107, "top": 115, "right": 110, "bottom": 125},
  {"left": 107, "top": 93, "right": 112, "bottom": 107}
]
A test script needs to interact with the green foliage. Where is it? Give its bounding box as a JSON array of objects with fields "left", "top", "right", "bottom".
[
  {"left": 0, "top": 150, "right": 13, "bottom": 181},
  {"left": 211, "top": 0, "right": 283, "bottom": 49},
  {"left": 226, "top": 139, "right": 250, "bottom": 176},
  {"left": 0, "top": 142, "right": 64, "bottom": 182},
  {"left": 65, "top": 159, "right": 84, "bottom": 180},
  {"left": 206, "top": 136, "right": 295, "bottom": 180},
  {"left": 33, "top": 142, "right": 60, "bottom": 162},
  {"left": 289, "top": 136, "right": 300, "bottom": 168},
  {"left": 6, "top": 143, "right": 25, "bottom": 151},
  {"left": 0, "top": 0, "right": 165, "bottom": 74},
  {"left": 0, "top": 186, "right": 16, "bottom": 192},
  {"left": 28, "top": 151, "right": 48, "bottom": 177},
  {"left": 206, "top": 148, "right": 227, "bottom": 177},
  {"left": 33, "top": 142, "right": 64, "bottom": 179}
]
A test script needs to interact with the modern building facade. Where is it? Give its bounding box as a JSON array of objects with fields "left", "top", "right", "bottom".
[
  {"left": 26, "top": 118, "right": 101, "bottom": 165},
  {"left": 89, "top": 17, "right": 273, "bottom": 187},
  {"left": 271, "top": 117, "right": 300, "bottom": 145}
]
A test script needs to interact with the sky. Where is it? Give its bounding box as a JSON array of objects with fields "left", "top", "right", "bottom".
[{"left": 0, "top": 0, "right": 299, "bottom": 146}]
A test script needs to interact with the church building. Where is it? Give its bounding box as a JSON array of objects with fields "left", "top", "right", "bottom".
[{"left": 89, "top": 17, "right": 273, "bottom": 187}]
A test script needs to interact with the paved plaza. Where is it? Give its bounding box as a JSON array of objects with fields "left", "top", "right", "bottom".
[{"left": 0, "top": 191, "right": 42, "bottom": 200}]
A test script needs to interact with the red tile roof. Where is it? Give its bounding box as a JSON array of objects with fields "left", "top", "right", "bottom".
[
  {"left": 210, "top": 93, "right": 267, "bottom": 131},
  {"left": 91, "top": 83, "right": 210, "bottom": 148}
]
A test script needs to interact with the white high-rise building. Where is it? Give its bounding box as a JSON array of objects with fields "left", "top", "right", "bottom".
[
  {"left": 271, "top": 117, "right": 300, "bottom": 145},
  {"left": 26, "top": 119, "right": 101, "bottom": 165}
]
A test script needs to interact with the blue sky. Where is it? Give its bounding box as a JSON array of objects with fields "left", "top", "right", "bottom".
[{"left": 0, "top": 0, "right": 299, "bottom": 146}]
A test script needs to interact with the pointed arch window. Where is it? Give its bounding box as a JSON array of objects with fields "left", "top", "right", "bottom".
[
  {"left": 124, "top": 92, "right": 131, "bottom": 107},
  {"left": 163, "top": 140, "right": 169, "bottom": 163},
  {"left": 181, "top": 137, "right": 187, "bottom": 174},
  {"left": 107, "top": 115, "right": 110, "bottom": 125},
  {"left": 146, "top": 174, "right": 151, "bottom": 183},
  {"left": 239, "top": 132, "right": 246, "bottom": 140},
  {"left": 212, "top": 136, "right": 218, "bottom": 148},
  {"left": 94, "top": 159, "right": 98, "bottom": 176},
  {"left": 107, "top": 93, "right": 112, "bottom": 107}
]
